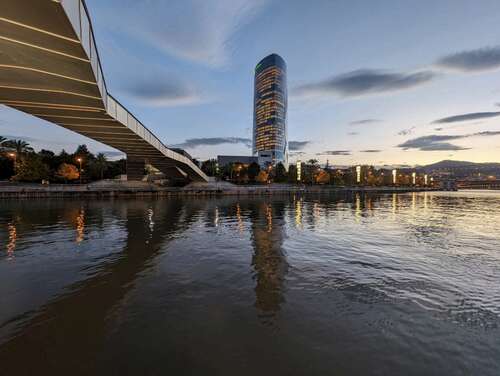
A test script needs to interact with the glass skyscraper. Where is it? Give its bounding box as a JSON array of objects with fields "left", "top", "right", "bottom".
[{"left": 253, "top": 54, "right": 288, "bottom": 167}]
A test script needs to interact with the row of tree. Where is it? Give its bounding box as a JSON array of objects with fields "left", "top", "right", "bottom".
[
  {"left": 200, "top": 158, "right": 431, "bottom": 186},
  {"left": 0, "top": 136, "right": 125, "bottom": 182}
]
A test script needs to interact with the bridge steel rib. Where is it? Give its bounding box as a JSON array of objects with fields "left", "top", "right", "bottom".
[{"left": 0, "top": 0, "right": 208, "bottom": 182}]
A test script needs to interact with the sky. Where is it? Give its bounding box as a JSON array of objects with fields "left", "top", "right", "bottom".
[{"left": 1, "top": 0, "right": 500, "bottom": 166}]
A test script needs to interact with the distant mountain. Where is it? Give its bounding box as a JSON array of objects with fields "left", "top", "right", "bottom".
[
  {"left": 417, "top": 160, "right": 500, "bottom": 179},
  {"left": 421, "top": 160, "right": 500, "bottom": 170}
]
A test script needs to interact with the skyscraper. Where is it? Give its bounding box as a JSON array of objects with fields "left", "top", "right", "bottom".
[{"left": 253, "top": 54, "right": 288, "bottom": 168}]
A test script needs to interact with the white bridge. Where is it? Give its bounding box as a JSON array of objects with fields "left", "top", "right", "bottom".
[{"left": 0, "top": 0, "right": 208, "bottom": 181}]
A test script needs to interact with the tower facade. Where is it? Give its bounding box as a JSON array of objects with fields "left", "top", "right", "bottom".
[{"left": 253, "top": 54, "right": 288, "bottom": 167}]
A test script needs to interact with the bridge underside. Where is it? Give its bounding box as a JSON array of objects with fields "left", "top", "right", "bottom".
[{"left": 0, "top": 0, "right": 207, "bottom": 182}]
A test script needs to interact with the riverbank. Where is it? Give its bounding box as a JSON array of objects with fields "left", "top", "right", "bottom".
[{"left": 0, "top": 180, "right": 440, "bottom": 199}]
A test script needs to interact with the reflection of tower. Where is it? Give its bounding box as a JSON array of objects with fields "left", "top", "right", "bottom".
[{"left": 248, "top": 200, "right": 288, "bottom": 321}]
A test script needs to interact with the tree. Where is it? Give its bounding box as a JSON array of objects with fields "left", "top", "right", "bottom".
[
  {"left": 74, "top": 144, "right": 95, "bottom": 161},
  {"left": 93, "top": 153, "right": 108, "bottom": 180},
  {"left": 247, "top": 162, "right": 260, "bottom": 183},
  {"left": 201, "top": 159, "right": 218, "bottom": 177},
  {"left": 256, "top": 170, "right": 269, "bottom": 184},
  {"left": 56, "top": 163, "right": 79, "bottom": 183},
  {"left": 13, "top": 154, "right": 49, "bottom": 182},
  {"left": 0, "top": 136, "right": 6, "bottom": 146},
  {"left": 287, "top": 164, "right": 298, "bottom": 183},
  {"left": 0, "top": 155, "right": 14, "bottom": 179},
  {"left": 2, "top": 139, "right": 34, "bottom": 154},
  {"left": 274, "top": 162, "right": 288, "bottom": 183},
  {"left": 315, "top": 170, "right": 331, "bottom": 184}
]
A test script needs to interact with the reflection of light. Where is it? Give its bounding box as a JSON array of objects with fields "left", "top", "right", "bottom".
[
  {"left": 295, "top": 197, "right": 302, "bottom": 228},
  {"left": 392, "top": 169, "right": 397, "bottom": 184},
  {"left": 75, "top": 208, "right": 85, "bottom": 244},
  {"left": 412, "top": 192, "right": 416, "bottom": 212},
  {"left": 266, "top": 205, "right": 273, "bottom": 232},
  {"left": 147, "top": 208, "right": 155, "bottom": 232},
  {"left": 356, "top": 165, "right": 362, "bottom": 184},
  {"left": 355, "top": 193, "right": 361, "bottom": 220},
  {"left": 7, "top": 223, "right": 17, "bottom": 257},
  {"left": 392, "top": 193, "right": 397, "bottom": 215},
  {"left": 296, "top": 160, "right": 301, "bottom": 181},
  {"left": 236, "top": 203, "right": 244, "bottom": 233},
  {"left": 214, "top": 207, "right": 219, "bottom": 227},
  {"left": 424, "top": 191, "right": 428, "bottom": 210}
]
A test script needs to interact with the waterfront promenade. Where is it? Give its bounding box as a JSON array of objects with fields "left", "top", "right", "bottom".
[{"left": 0, "top": 181, "right": 439, "bottom": 199}]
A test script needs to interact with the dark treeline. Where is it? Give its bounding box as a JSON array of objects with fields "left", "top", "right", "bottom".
[{"left": 0, "top": 136, "right": 125, "bottom": 183}]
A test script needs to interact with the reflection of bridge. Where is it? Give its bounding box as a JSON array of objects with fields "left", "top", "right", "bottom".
[
  {"left": 457, "top": 180, "right": 500, "bottom": 190},
  {"left": 0, "top": 0, "right": 208, "bottom": 182}
]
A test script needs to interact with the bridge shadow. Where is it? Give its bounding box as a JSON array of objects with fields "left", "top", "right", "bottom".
[{"left": 0, "top": 199, "right": 201, "bottom": 375}]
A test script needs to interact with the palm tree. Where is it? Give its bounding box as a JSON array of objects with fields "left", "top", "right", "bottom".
[
  {"left": 0, "top": 136, "right": 6, "bottom": 145},
  {"left": 2, "top": 139, "right": 34, "bottom": 154},
  {"left": 94, "top": 153, "right": 107, "bottom": 180}
]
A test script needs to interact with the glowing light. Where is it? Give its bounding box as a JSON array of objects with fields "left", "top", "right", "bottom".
[
  {"left": 356, "top": 166, "right": 362, "bottom": 184},
  {"left": 412, "top": 172, "right": 417, "bottom": 185},
  {"left": 424, "top": 174, "right": 429, "bottom": 186},
  {"left": 296, "top": 160, "right": 301, "bottom": 181},
  {"left": 392, "top": 169, "right": 397, "bottom": 185}
]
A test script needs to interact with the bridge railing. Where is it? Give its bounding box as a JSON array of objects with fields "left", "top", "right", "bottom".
[
  {"left": 61, "top": 0, "right": 107, "bottom": 102},
  {"left": 59, "top": 0, "right": 207, "bottom": 180}
]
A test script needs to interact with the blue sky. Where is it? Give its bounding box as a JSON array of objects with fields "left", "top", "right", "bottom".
[{"left": 1, "top": 0, "right": 500, "bottom": 165}]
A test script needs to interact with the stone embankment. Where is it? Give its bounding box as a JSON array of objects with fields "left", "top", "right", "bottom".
[{"left": 0, "top": 180, "right": 439, "bottom": 199}]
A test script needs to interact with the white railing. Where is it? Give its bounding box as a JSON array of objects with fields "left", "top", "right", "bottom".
[{"left": 59, "top": 0, "right": 207, "bottom": 180}]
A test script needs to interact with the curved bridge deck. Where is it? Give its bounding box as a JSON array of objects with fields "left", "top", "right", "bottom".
[{"left": 0, "top": 0, "right": 208, "bottom": 182}]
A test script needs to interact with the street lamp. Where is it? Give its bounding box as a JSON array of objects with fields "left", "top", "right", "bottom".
[
  {"left": 76, "top": 157, "right": 83, "bottom": 184},
  {"left": 8, "top": 153, "right": 16, "bottom": 174}
]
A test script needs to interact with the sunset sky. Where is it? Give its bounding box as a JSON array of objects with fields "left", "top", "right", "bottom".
[{"left": 1, "top": 0, "right": 500, "bottom": 166}]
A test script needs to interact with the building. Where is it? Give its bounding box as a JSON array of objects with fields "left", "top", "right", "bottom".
[
  {"left": 217, "top": 155, "right": 259, "bottom": 168},
  {"left": 253, "top": 54, "right": 288, "bottom": 168}
]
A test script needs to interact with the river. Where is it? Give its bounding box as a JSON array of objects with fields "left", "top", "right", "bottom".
[{"left": 0, "top": 191, "right": 499, "bottom": 375}]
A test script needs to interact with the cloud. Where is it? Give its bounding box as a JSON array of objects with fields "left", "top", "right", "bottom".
[
  {"left": 289, "top": 151, "right": 306, "bottom": 157},
  {"left": 288, "top": 140, "right": 311, "bottom": 151},
  {"left": 432, "top": 111, "right": 500, "bottom": 124},
  {"left": 437, "top": 46, "right": 500, "bottom": 73},
  {"left": 349, "top": 119, "right": 381, "bottom": 126},
  {"left": 347, "top": 132, "right": 359, "bottom": 136},
  {"left": 0, "top": 134, "right": 38, "bottom": 142},
  {"left": 360, "top": 149, "right": 382, "bottom": 153},
  {"left": 397, "top": 126, "right": 416, "bottom": 136},
  {"left": 92, "top": 0, "right": 269, "bottom": 67},
  {"left": 434, "top": 127, "right": 444, "bottom": 131},
  {"left": 124, "top": 75, "right": 203, "bottom": 107},
  {"left": 316, "top": 150, "right": 351, "bottom": 156},
  {"left": 172, "top": 137, "right": 251, "bottom": 149},
  {"left": 397, "top": 131, "right": 500, "bottom": 151},
  {"left": 293, "top": 69, "right": 436, "bottom": 98},
  {"left": 496, "top": 103, "right": 500, "bottom": 107}
]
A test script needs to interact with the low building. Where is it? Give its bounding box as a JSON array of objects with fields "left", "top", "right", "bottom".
[{"left": 217, "top": 155, "right": 258, "bottom": 167}]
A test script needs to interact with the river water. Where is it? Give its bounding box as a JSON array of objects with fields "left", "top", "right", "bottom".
[{"left": 0, "top": 191, "right": 499, "bottom": 375}]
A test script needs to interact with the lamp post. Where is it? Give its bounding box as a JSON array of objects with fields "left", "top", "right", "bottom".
[
  {"left": 8, "top": 153, "right": 16, "bottom": 174},
  {"left": 77, "top": 157, "right": 83, "bottom": 184}
]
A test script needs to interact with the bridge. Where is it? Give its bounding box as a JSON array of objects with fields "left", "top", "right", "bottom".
[
  {"left": 457, "top": 179, "right": 500, "bottom": 190},
  {"left": 0, "top": 0, "right": 208, "bottom": 182}
]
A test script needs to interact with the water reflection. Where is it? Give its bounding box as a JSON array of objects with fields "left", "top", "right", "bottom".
[
  {"left": 6, "top": 222, "right": 16, "bottom": 258},
  {"left": 0, "top": 192, "right": 499, "bottom": 375},
  {"left": 249, "top": 201, "right": 288, "bottom": 322},
  {"left": 0, "top": 200, "right": 201, "bottom": 374}
]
